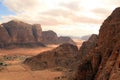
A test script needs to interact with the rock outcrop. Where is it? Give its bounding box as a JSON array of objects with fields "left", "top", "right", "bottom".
[
  {"left": 42, "top": 30, "right": 75, "bottom": 45},
  {"left": 58, "top": 36, "right": 76, "bottom": 45},
  {"left": 78, "top": 34, "right": 98, "bottom": 58},
  {"left": 32, "top": 24, "right": 42, "bottom": 42},
  {"left": 24, "top": 43, "right": 78, "bottom": 70},
  {"left": 0, "top": 25, "right": 11, "bottom": 47},
  {"left": 0, "top": 20, "right": 75, "bottom": 48},
  {"left": 1, "top": 20, "right": 45, "bottom": 48},
  {"left": 42, "top": 30, "right": 58, "bottom": 44},
  {"left": 74, "top": 7, "right": 120, "bottom": 80}
]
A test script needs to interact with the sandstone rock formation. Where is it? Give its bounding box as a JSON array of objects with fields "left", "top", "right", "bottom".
[
  {"left": 42, "top": 30, "right": 75, "bottom": 45},
  {"left": 24, "top": 43, "right": 78, "bottom": 70},
  {"left": 0, "top": 25, "right": 11, "bottom": 48},
  {"left": 0, "top": 20, "right": 75, "bottom": 48},
  {"left": 58, "top": 36, "right": 76, "bottom": 45},
  {"left": 1, "top": 20, "right": 45, "bottom": 48},
  {"left": 24, "top": 33, "right": 97, "bottom": 71},
  {"left": 32, "top": 24, "right": 42, "bottom": 42},
  {"left": 78, "top": 34, "right": 98, "bottom": 58},
  {"left": 42, "top": 30, "right": 58, "bottom": 44},
  {"left": 74, "top": 7, "right": 120, "bottom": 80},
  {"left": 2, "top": 20, "right": 35, "bottom": 43}
]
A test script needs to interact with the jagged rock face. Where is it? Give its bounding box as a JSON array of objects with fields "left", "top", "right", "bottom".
[
  {"left": 42, "top": 30, "right": 58, "bottom": 44},
  {"left": 78, "top": 34, "right": 98, "bottom": 57},
  {"left": 94, "top": 7, "right": 120, "bottom": 80},
  {"left": 74, "top": 7, "right": 120, "bottom": 80},
  {"left": 58, "top": 36, "right": 76, "bottom": 45},
  {"left": 24, "top": 43, "right": 78, "bottom": 70},
  {"left": 1, "top": 20, "right": 44, "bottom": 48},
  {"left": 74, "top": 34, "right": 99, "bottom": 80}
]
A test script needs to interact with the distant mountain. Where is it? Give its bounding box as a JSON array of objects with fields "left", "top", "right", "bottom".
[
  {"left": 42, "top": 30, "right": 75, "bottom": 45},
  {"left": 0, "top": 20, "right": 75, "bottom": 48},
  {"left": 0, "top": 20, "right": 45, "bottom": 48},
  {"left": 80, "top": 35, "right": 91, "bottom": 40}
]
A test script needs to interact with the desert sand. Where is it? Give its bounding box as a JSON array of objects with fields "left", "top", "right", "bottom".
[{"left": 0, "top": 39, "right": 82, "bottom": 80}]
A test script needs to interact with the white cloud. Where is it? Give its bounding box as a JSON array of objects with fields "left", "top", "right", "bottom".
[
  {"left": 3, "top": 0, "right": 43, "bottom": 13},
  {"left": 1, "top": 0, "right": 120, "bottom": 37},
  {"left": 3, "top": 0, "right": 119, "bottom": 24}
]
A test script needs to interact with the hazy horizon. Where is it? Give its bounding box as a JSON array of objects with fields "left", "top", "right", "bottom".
[{"left": 0, "top": 0, "right": 119, "bottom": 37}]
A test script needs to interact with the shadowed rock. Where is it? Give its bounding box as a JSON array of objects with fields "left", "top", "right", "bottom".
[
  {"left": 32, "top": 24, "right": 42, "bottom": 42},
  {"left": 74, "top": 7, "right": 120, "bottom": 80},
  {"left": 78, "top": 34, "right": 98, "bottom": 57},
  {"left": 24, "top": 43, "right": 78, "bottom": 70}
]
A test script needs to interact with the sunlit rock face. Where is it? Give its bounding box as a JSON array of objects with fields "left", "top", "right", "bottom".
[
  {"left": 24, "top": 43, "right": 78, "bottom": 70},
  {"left": 74, "top": 7, "right": 120, "bottom": 80}
]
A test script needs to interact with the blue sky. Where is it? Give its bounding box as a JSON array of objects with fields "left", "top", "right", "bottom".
[
  {"left": 0, "top": 1, "right": 15, "bottom": 16},
  {"left": 0, "top": 0, "right": 15, "bottom": 22},
  {"left": 0, "top": 0, "right": 119, "bottom": 37}
]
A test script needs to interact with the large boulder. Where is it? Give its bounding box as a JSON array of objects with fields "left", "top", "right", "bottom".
[
  {"left": 74, "top": 7, "right": 120, "bottom": 80},
  {"left": 24, "top": 43, "right": 78, "bottom": 70}
]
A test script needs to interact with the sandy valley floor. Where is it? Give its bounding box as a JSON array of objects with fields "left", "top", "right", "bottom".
[
  {"left": 0, "top": 64, "right": 63, "bottom": 80},
  {"left": 0, "top": 39, "right": 83, "bottom": 80}
]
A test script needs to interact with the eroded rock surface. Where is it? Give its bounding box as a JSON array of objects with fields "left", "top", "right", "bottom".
[
  {"left": 74, "top": 7, "right": 120, "bottom": 80},
  {"left": 24, "top": 43, "right": 78, "bottom": 70}
]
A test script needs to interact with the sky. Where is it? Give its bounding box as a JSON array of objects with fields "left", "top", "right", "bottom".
[{"left": 0, "top": 0, "right": 119, "bottom": 37}]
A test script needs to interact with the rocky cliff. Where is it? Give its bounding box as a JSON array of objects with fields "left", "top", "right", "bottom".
[
  {"left": 42, "top": 30, "right": 58, "bottom": 44},
  {"left": 0, "top": 20, "right": 75, "bottom": 48},
  {"left": 74, "top": 7, "right": 120, "bottom": 80},
  {"left": 42, "top": 30, "right": 75, "bottom": 45},
  {"left": 24, "top": 33, "right": 97, "bottom": 70},
  {"left": 78, "top": 34, "right": 98, "bottom": 58},
  {"left": 24, "top": 43, "right": 78, "bottom": 70},
  {"left": 0, "top": 20, "right": 45, "bottom": 48}
]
